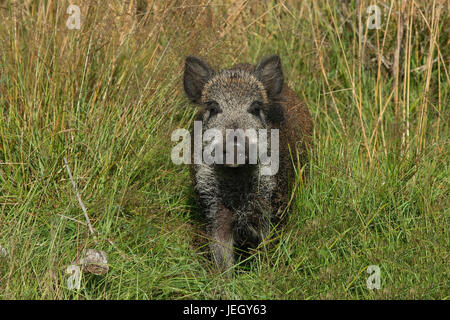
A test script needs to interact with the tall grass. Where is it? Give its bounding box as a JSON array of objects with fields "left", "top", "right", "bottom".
[{"left": 0, "top": 0, "right": 448, "bottom": 299}]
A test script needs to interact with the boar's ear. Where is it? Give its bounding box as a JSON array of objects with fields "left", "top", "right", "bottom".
[
  {"left": 255, "top": 55, "right": 284, "bottom": 98},
  {"left": 184, "top": 56, "right": 213, "bottom": 103}
]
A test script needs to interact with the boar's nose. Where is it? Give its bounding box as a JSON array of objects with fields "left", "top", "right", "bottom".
[{"left": 224, "top": 132, "right": 249, "bottom": 166}]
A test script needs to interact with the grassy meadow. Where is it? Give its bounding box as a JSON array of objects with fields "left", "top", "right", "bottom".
[{"left": 0, "top": 0, "right": 448, "bottom": 299}]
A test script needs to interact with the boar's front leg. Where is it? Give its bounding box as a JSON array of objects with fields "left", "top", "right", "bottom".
[{"left": 209, "top": 204, "right": 234, "bottom": 272}]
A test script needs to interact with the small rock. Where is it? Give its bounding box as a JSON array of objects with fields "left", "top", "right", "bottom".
[{"left": 80, "top": 249, "right": 109, "bottom": 275}]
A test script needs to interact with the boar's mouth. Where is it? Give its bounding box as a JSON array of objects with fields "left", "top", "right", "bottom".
[
  {"left": 214, "top": 162, "right": 258, "bottom": 176},
  {"left": 224, "top": 163, "right": 242, "bottom": 168}
]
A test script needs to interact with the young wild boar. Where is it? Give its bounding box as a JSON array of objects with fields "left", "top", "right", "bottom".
[{"left": 183, "top": 55, "right": 313, "bottom": 271}]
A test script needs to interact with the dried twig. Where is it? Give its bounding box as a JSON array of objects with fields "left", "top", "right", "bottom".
[
  {"left": 63, "top": 157, "right": 98, "bottom": 244},
  {"left": 57, "top": 214, "right": 88, "bottom": 226},
  {"left": 411, "top": 58, "right": 438, "bottom": 73}
]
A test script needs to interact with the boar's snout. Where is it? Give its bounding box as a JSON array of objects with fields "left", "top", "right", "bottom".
[{"left": 223, "top": 130, "right": 258, "bottom": 167}]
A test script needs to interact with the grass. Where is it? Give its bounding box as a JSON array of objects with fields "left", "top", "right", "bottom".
[{"left": 0, "top": 0, "right": 448, "bottom": 299}]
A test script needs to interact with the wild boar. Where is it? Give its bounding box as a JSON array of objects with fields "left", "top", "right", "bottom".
[{"left": 183, "top": 55, "right": 313, "bottom": 271}]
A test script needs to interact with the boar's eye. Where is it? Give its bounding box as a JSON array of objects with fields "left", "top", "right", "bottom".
[
  {"left": 248, "top": 101, "right": 263, "bottom": 117},
  {"left": 205, "top": 101, "right": 221, "bottom": 117}
]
